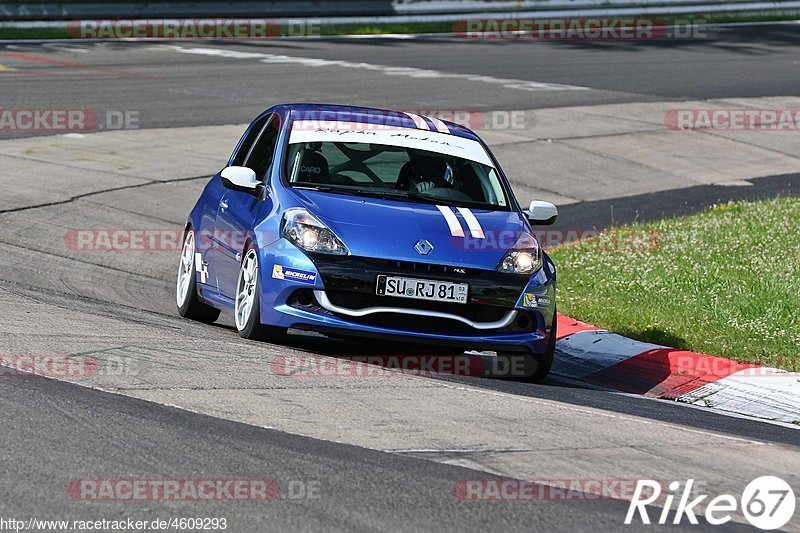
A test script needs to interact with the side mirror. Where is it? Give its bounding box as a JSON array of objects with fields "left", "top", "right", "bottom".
[
  {"left": 221, "top": 166, "right": 262, "bottom": 194},
  {"left": 525, "top": 200, "right": 558, "bottom": 225}
]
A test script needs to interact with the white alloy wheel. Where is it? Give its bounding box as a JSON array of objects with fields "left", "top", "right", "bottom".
[
  {"left": 176, "top": 230, "right": 195, "bottom": 307},
  {"left": 235, "top": 249, "right": 259, "bottom": 331}
]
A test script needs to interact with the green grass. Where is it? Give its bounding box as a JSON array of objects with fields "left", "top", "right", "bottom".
[{"left": 549, "top": 197, "right": 800, "bottom": 369}]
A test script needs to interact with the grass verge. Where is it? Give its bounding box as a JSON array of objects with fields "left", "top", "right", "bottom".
[{"left": 548, "top": 197, "right": 800, "bottom": 369}]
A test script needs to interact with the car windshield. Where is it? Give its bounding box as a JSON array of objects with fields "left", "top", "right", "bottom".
[{"left": 284, "top": 124, "right": 510, "bottom": 210}]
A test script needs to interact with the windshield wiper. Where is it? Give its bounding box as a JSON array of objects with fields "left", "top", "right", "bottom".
[
  {"left": 293, "top": 184, "right": 501, "bottom": 210},
  {"left": 292, "top": 185, "right": 363, "bottom": 197},
  {"left": 293, "top": 185, "right": 437, "bottom": 204}
]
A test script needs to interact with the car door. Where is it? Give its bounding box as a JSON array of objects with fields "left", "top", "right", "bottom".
[
  {"left": 214, "top": 114, "right": 281, "bottom": 298},
  {"left": 196, "top": 113, "right": 272, "bottom": 296}
]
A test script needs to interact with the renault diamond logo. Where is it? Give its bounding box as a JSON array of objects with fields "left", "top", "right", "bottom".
[{"left": 414, "top": 239, "right": 433, "bottom": 255}]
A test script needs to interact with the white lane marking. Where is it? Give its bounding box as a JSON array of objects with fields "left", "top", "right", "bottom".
[
  {"left": 436, "top": 205, "right": 465, "bottom": 237},
  {"left": 42, "top": 43, "right": 91, "bottom": 53},
  {"left": 456, "top": 207, "right": 485, "bottom": 239},
  {"left": 386, "top": 447, "right": 533, "bottom": 454},
  {"left": 428, "top": 116, "right": 451, "bottom": 134},
  {"left": 404, "top": 112, "right": 430, "bottom": 130},
  {"left": 169, "top": 46, "right": 590, "bottom": 92}
]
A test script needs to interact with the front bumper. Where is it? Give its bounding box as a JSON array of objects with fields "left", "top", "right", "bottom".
[{"left": 258, "top": 241, "right": 556, "bottom": 354}]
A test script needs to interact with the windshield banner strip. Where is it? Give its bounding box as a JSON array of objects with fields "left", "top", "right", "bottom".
[
  {"left": 436, "top": 205, "right": 465, "bottom": 237},
  {"left": 289, "top": 121, "right": 494, "bottom": 166},
  {"left": 457, "top": 207, "right": 486, "bottom": 239}
]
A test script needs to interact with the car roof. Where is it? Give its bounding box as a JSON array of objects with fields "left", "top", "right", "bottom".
[{"left": 282, "top": 103, "right": 482, "bottom": 142}]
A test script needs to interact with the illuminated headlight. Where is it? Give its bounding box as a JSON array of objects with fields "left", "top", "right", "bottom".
[
  {"left": 283, "top": 208, "right": 349, "bottom": 255},
  {"left": 497, "top": 232, "right": 542, "bottom": 275}
]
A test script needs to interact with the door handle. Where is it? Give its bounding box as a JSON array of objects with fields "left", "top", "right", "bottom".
[{"left": 219, "top": 199, "right": 229, "bottom": 210}]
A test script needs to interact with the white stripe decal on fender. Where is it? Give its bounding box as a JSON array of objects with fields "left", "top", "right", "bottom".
[
  {"left": 456, "top": 208, "right": 485, "bottom": 239},
  {"left": 405, "top": 112, "right": 430, "bottom": 131},
  {"left": 195, "top": 253, "right": 209, "bottom": 283},
  {"left": 427, "top": 116, "right": 451, "bottom": 134},
  {"left": 436, "top": 205, "right": 465, "bottom": 237}
]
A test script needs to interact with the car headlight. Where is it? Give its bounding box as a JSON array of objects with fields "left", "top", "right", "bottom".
[
  {"left": 283, "top": 208, "right": 349, "bottom": 255},
  {"left": 497, "top": 232, "right": 541, "bottom": 275}
]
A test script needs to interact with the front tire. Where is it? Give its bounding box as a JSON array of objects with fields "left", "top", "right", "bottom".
[
  {"left": 526, "top": 314, "right": 557, "bottom": 382},
  {"left": 176, "top": 229, "right": 221, "bottom": 324},
  {"left": 234, "top": 247, "right": 286, "bottom": 342},
  {"left": 498, "top": 311, "right": 557, "bottom": 383}
]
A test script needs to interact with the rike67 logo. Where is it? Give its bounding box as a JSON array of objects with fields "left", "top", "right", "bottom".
[{"left": 626, "top": 477, "right": 795, "bottom": 530}]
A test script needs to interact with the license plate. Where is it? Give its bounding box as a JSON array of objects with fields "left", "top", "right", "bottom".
[{"left": 376, "top": 275, "right": 468, "bottom": 304}]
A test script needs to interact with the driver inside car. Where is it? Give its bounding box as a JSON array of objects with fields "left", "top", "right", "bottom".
[{"left": 396, "top": 157, "right": 456, "bottom": 193}]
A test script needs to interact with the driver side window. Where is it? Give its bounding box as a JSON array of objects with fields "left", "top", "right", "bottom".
[
  {"left": 244, "top": 116, "right": 281, "bottom": 181},
  {"left": 231, "top": 114, "right": 270, "bottom": 167}
]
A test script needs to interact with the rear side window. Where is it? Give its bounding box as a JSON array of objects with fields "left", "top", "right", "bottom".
[
  {"left": 231, "top": 114, "right": 271, "bottom": 167},
  {"left": 244, "top": 117, "right": 281, "bottom": 181}
]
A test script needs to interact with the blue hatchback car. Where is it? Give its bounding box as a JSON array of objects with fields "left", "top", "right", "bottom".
[{"left": 177, "top": 104, "right": 559, "bottom": 380}]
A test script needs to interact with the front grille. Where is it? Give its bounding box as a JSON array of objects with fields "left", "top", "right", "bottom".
[
  {"left": 308, "top": 254, "right": 529, "bottom": 307},
  {"left": 297, "top": 254, "right": 541, "bottom": 335},
  {"left": 325, "top": 290, "right": 508, "bottom": 323},
  {"left": 365, "top": 259, "right": 456, "bottom": 276},
  {"left": 288, "top": 290, "right": 538, "bottom": 335}
]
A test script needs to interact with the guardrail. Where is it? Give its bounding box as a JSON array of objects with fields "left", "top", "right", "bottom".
[{"left": 0, "top": 0, "right": 798, "bottom": 22}]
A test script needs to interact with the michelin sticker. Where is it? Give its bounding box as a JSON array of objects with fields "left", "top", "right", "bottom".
[
  {"left": 523, "top": 293, "right": 551, "bottom": 309},
  {"left": 273, "top": 264, "right": 317, "bottom": 285}
]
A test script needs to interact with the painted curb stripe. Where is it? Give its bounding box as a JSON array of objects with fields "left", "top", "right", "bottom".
[
  {"left": 583, "top": 349, "right": 757, "bottom": 398},
  {"left": 554, "top": 313, "right": 800, "bottom": 424},
  {"left": 436, "top": 205, "right": 464, "bottom": 237},
  {"left": 456, "top": 207, "right": 485, "bottom": 239},
  {"left": 556, "top": 313, "right": 601, "bottom": 339},
  {"left": 553, "top": 330, "right": 662, "bottom": 379}
]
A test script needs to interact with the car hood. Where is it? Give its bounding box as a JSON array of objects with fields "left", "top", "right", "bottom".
[{"left": 289, "top": 189, "right": 525, "bottom": 267}]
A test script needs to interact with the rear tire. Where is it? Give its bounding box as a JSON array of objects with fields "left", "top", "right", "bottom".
[
  {"left": 234, "top": 247, "right": 287, "bottom": 342},
  {"left": 176, "top": 228, "right": 221, "bottom": 324}
]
